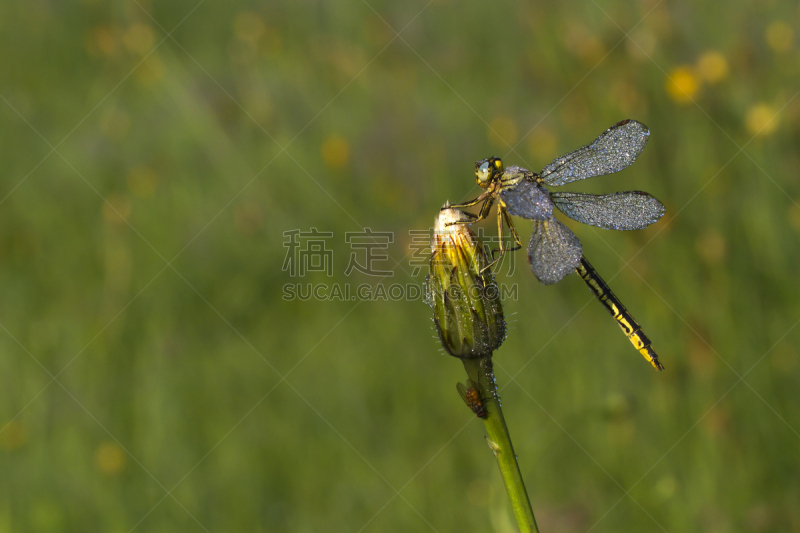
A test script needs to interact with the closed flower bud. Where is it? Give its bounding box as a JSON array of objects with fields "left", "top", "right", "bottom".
[{"left": 426, "top": 204, "right": 506, "bottom": 359}]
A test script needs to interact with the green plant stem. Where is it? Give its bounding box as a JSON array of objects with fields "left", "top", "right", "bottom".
[{"left": 463, "top": 357, "right": 539, "bottom": 533}]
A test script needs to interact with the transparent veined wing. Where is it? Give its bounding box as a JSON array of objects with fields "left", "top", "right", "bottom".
[
  {"left": 500, "top": 179, "right": 553, "bottom": 220},
  {"left": 539, "top": 120, "right": 650, "bottom": 187},
  {"left": 456, "top": 381, "right": 471, "bottom": 405},
  {"left": 550, "top": 191, "right": 666, "bottom": 230},
  {"left": 527, "top": 216, "right": 582, "bottom": 285}
]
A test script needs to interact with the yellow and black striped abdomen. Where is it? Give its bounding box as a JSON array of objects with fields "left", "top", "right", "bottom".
[{"left": 576, "top": 257, "right": 664, "bottom": 370}]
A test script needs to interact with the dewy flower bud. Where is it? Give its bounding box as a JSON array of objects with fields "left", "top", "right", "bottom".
[{"left": 426, "top": 204, "right": 506, "bottom": 359}]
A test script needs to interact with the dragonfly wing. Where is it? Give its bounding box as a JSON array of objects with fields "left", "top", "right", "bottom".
[
  {"left": 500, "top": 180, "right": 553, "bottom": 220},
  {"left": 540, "top": 120, "right": 650, "bottom": 187},
  {"left": 550, "top": 191, "right": 666, "bottom": 230},
  {"left": 528, "top": 216, "right": 582, "bottom": 285}
]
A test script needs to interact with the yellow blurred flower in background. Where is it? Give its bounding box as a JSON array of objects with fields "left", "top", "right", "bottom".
[
  {"left": 0, "top": 421, "right": 27, "bottom": 451},
  {"left": 234, "top": 11, "right": 266, "bottom": 47},
  {"left": 626, "top": 28, "right": 657, "bottom": 62},
  {"left": 95, "top": 441, "right": 126, "bottom": 475},
  {"left": 321, "top": 134, "right": 350, "bottom": 169},
  {"left": 563, "top": 22, "right": 606, "bottom": 64},
  {"left": 127, "top": 166, "right": 159, "bottom": 199},
  {"left": 135, "top": 55, "right": 164, "bottom": 86},
  {"left": 766, "top": 21, "right": 793, "bottom": 52},
  {"left": 746, "top": 103, "right": 779, "bottom": 136},
  {"left": 85, "top": 25, "right": 120, "bottom": 58},
  {"left": 666, "top": 66, "right": 699, "bottom": 104},
  {"left": 122, "top": 23, "right": 155, "bottom": 56},
  {"left": 696, "top": 50, "right": 729, "bottom": 84}
]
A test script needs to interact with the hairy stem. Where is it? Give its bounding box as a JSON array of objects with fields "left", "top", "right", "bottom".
[{"left": 462, "top": 357, "right": 539, "bottom": 533}]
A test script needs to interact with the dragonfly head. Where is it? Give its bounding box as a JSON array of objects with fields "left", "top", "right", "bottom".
[{"left": 475, "top": 157, "right": 504, "bottom": 188}]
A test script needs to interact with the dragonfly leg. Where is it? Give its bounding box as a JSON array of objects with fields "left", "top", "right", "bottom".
[
  {"left": 489, "top": 207, "right": 522, "bottom": 256},
  {"left": 448, "top": 190, "right": 490, "bottom": 210},
  {"left": 502, "top": 208, "right": 524, "bottom": 249},
  {"left": 482, "top": 206, "right": 519, "bottom": 273},
  {"left": 447, "top": 197, "right": 495, "bottom": 226}
]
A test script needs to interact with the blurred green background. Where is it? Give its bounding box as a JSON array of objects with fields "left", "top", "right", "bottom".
[{"left": 1, "top": 0, "right": 799, "bottom": 531}]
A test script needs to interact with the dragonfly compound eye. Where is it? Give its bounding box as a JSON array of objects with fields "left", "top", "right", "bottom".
[{"left": 475, "top": 160, "right": 492, "bottom": 187}]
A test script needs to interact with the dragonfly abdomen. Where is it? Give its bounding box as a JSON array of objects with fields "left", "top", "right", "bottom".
[{"left": 575, "top": 257, "right": 664, "bottom": 370}]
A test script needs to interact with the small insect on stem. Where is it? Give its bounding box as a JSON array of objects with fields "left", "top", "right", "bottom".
[{"left": 457, "top": 379, "right": 488, "bottom": 418}]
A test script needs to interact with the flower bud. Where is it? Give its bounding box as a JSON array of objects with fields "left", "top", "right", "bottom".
[{"left": 426, "top": 204, "right": 506, "bottom": 358}]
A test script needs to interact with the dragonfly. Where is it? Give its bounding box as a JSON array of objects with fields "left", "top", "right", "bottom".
[{"left": 450, "top": 120, "right": 666, "bottom": 370}]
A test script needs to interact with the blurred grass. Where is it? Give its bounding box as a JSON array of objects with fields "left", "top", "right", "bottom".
[{"left": 1, "top": 0, "right": 800, "bottom": 531}]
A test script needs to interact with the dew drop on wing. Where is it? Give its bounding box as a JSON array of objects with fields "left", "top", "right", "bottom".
[
  {"left": 550, "top": 191, "right": 666, "bottom": 230},
  {"left": 540, "top": 120, "right": 650, "bottom": 187},
  {"left": 527, "top": 216, "right": 583, "bottom": 285}
]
